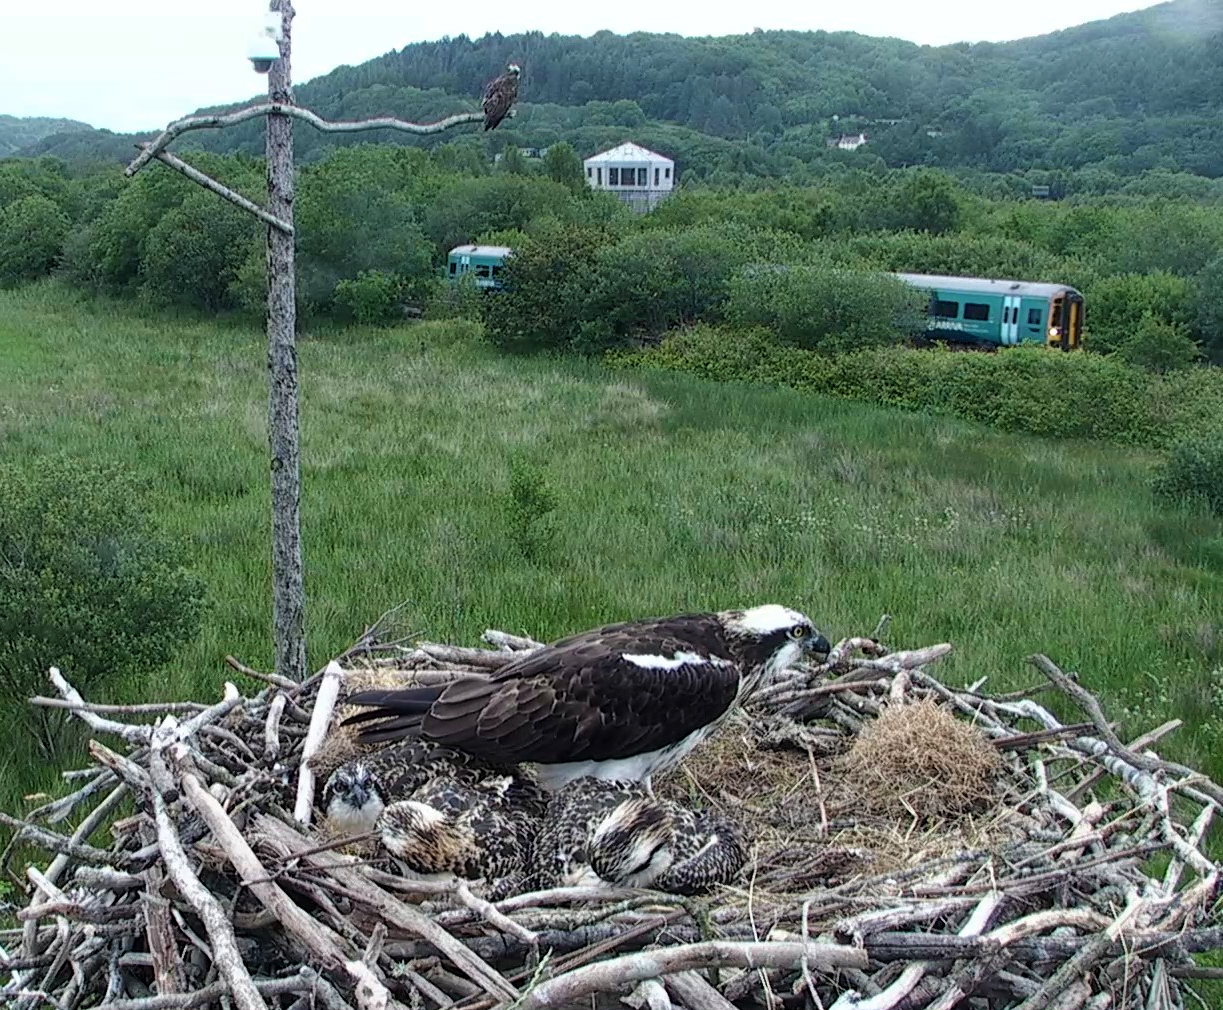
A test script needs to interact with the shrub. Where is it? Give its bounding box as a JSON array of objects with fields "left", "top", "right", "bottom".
[
  {"left": 481, "top": 225, "right": 606, "bottom": 354},
  {"left": 334, "top": 270, "right": 407, "bottom": 325},
  {"left": 0, "top": 194, "right": 71, "bottom": 286},
  {"left": 1153, "top": 434, "right": 1223, "bottom": 516},
  {"left": 577, "top": 224, "right": 788, "bottom": 350},
  {"left": 613, "top": 326, "right": 1223, "bottom": 448},
  {"left": 1084, "top": 272, "right": 1198, "bottom": 356},
  {"left": 726, "top": 264, "right": 926, "bottom": 353},
  {"left": 1114, "top": 313, "right": 1200, "bottom": 373},
  {"left": 0, "top": 457, "right": 207, "bottom": 759}
]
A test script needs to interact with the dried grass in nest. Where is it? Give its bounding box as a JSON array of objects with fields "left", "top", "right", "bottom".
[
  {"left": 829, "top": 696, "right": 1005, "bottom": 821},
  {"left": 2, "top": 619, "right": 1222, "bottom": 1010}
]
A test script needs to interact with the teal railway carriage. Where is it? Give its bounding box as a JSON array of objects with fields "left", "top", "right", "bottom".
[
  {"left": 893, "top": 273, "right": 1085, "bottom": 351},
  {"left": 446, "top": 244, "right": 511, "bottom": 289}
]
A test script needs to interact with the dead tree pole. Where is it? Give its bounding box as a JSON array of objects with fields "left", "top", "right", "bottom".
[
  {"left": 264, "top": 0, "right": 305, "bottom": 686},
  {"left": 123, "top": 36, "right": 513, "bottom": 685}
]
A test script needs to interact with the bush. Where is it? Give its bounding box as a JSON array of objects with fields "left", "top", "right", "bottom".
[
  {"left": 1153, "top": 434, "right": 1223, "bottom": 516},
  {"left": 726, "top": 264, "right": 926, "bottom": 353},
  {"left": 481, "top": 225, "right": 606, "bottom": 354},
  {"left": 577, "top": 224, "right": 789, "bottom": 350},
  {"left": 1114, "top": 313, "right": 1200, "bottom": 373},
  {"left": 612, "top": 326, "right": 1223, "bottom": 448},
  {"left": 334, "top": 270, "right": 407, "bottom": 325},
  {"left": 0, "top": 194, "right": 71, "bottom": 286},
  {"left": 0, "top": 457, "right": 207, "bottom": 758},
  {"left": 1084, "top": 272, "right": 1198, "bottom": 355}
]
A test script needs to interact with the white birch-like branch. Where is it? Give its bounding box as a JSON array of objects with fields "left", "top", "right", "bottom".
[
  {"left": 146, "top": 149, "right": 293, "bottom": 234},
  {"left": 125, "top": 102, "right": 492, "bottom": 177}
]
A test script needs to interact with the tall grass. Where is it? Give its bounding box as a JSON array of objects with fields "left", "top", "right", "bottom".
[{"left": 2, "top": 281, "right": 1221, "bottom": 808}]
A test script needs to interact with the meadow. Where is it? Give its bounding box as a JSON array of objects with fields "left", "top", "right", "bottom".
[{"left": 2, "top": 282, "right": 1222, "bottom": 808}]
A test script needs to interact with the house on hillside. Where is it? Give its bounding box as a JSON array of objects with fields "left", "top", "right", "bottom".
[
  {"left": 583, "top": 142, "right": 675, "bottom": 213},
  {"left": 829, "top": 132, "right": 869, "bottom": 151}
]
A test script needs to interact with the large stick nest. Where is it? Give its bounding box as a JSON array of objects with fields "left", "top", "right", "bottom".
[{"left": 2, "top": 615, "right": 1221, "bottom": 1010}]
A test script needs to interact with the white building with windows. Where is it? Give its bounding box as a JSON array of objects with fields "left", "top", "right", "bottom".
[{"left": 583, "top": 142, "right": 675, "bottom": 212}]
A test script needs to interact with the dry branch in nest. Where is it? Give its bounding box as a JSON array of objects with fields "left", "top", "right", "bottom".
[{"left": 2, "top": 614, "right": 1221, "bottom": 1010}]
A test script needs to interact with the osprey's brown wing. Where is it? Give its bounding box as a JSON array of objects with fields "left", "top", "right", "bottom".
[
  {"left": 345, "top": 614, "right": 743, "bottom": 763},
  {"left": 482, "top": 72, "right": 518, "bottom": 131}
]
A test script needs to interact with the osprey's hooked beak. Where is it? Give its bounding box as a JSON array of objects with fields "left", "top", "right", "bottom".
[{"left": 805, "top": 632, "right": 832, "bottom": 661}]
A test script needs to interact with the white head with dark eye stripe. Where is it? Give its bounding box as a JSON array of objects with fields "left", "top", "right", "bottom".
[
  {"left": 721, "top": 605, "right": 832, "bottom": 679},
  {"left": 322, "top": 761, "right": 385, "bottom": 837}
]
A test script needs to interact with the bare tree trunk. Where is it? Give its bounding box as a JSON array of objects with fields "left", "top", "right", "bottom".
[{"left": 265, "top": 0, "right": 305, "bottom": 683}]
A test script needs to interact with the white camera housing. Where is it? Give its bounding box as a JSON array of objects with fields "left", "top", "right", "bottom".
[{"left": 248, "top": 11, "right": 283, "bottom": 73}]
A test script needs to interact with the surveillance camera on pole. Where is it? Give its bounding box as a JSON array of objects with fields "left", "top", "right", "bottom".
[{"left": 248, "top": 11, "right": 282, "bottom": 74}]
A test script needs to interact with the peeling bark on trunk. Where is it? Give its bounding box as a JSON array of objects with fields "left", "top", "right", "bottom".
[{"left": 265, "top": 0, "right": 305, "bottom": 684}]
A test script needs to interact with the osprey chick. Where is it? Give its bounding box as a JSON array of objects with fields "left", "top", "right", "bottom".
[
  {"left": 482, "top": 63, "right": 520, "bottom": 131},
  {"left": 532, "top": 777, "right": 747, "bottom": 894},
  {"left": 377, "top": 773, "right": 539, "bottom": 882},
  {"left": 320, "top": 737, "right": 545, "bottom": 839},
  {"left": 343, "top": 604, "right": 831, "bottom": 793}
]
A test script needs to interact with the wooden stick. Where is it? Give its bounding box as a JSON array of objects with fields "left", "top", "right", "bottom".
[
  {"left": 295, "top": 660, "right": 344, "bottom": 824},
  {"left": 127, "top": 103, "right": 489, "bottom": 176},
  {"left": 515, "top": 941, "right": 867, "bottom": 1010},
  {"left": 149, "top": 763, "right": 268, "bottom": 1010}
]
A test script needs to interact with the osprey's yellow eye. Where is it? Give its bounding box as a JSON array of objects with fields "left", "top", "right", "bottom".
[{"left": 787, "top": 624, "right": 808, "bottom": 640}]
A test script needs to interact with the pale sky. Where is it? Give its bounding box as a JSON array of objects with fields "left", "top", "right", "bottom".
[{"left": 4, "top": 0, "right": 1153, "bottom": 135}]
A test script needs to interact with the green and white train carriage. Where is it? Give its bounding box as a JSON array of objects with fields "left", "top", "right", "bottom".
[
  {"left": 894, "top": 273, "right": 1085, "bottom": 351},
  {"left": 446, "top": 244, "right": 511, "bottom": 289}
]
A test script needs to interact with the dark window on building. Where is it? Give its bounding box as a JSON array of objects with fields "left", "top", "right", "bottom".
[
  {"left": 1027, "top": 308, "right": 1042, "bottom": 325},
  {"left": 586, "top": 167, "right": 592, "bottom": 177},
  {"left": 637, "top": 167, "right": 647, "bottom": 185},
  {"left": 654, "top": 167, "right": 659, "bottom": 185},
  {"left": 963, "top": 302, "right": 989, "bottom": 321},
  {"left": 665, "top": 167, "right": 671, "bottom": 179},
  {"left": 933, "top": 300, "right": 959, "bottom": 318},
  {"left": 608, "top": 167, "right": 619, "bottom": 185},
  {"left": 596, "top": 167, "right": 602, "bottom": 185}
]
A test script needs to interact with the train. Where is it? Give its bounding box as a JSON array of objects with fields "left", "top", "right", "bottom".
[
  {"left": 445, "top": 245, "right": 1085, "bottom": 351},
  {"left": 445, "top": 244, "right": 511, "bottom": 289},
  {"left": 894, "top": 273, "right": 1085, "bottom": 351}
]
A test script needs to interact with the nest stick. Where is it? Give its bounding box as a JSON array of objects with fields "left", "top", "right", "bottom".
[
  {"left": 295, "top": 661, "right": 343, "bottom": 824},
  {"left": 516, "top": 941, "right": 868, "bottom": 1010},
  {"left": 150, "top": 779, "right": 267, "bottom": 1010}
]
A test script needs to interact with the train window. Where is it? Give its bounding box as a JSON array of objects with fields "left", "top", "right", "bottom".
[
  {"left": 608, "top": 168, "right": 620, "bottom": 185},
  {"left": 491, "top": 265, "right": 502, "bottom": 277},
  {"left": 475, "top": 265, "right": 490, "bottom": 278},
  {"left": 1027, "top": 308, "right": 1041, "bottom": 325},
  {"left": 448, "top": 262, "right": 456, "bottom": 275},
  {"left": 933, "top": 300, "right": 959, "bottom": 318},
  {"left": 963, "top": 302, "right": 990, "bottom": 321}
]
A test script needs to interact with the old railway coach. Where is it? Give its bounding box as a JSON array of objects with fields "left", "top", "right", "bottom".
[
  {"left": 895, "top": 273, "right": 1085, "bottom": 351},
  {"left": 446, "top": 244, "right": 511, "bottom": 289}
]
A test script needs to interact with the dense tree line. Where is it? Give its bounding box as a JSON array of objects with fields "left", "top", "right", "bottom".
[
  {"left": 10, "top": 0, "right": 1223, "bottom": 183},
  {"left": 2, "top": 144, "right": 1222, "bottom": 366}
]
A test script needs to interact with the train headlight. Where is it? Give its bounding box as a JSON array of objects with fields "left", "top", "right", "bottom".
[{"left": 1048, "top": 327, "right": 1060, "bottom": 339}]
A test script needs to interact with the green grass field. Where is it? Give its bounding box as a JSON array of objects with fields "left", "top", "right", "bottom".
[{"left": 2, "top": 282, "right": 1222, "bottom": 807}]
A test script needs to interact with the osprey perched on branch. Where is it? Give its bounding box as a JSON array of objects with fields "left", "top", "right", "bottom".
[
  {"left": 343, "top": 605, "right": 831, "bottom": 792},
  {"left": 481, "top": 62, "right": 520, "bottom": 131}
]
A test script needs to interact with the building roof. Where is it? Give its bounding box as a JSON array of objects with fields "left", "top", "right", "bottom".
[
  {"left": 449, "top": 245, "right": 512, "bottom": 257},
  {"left": 893, "top": 273, "right": 1082, "bottom": 299},
  {"left": 583, "top": 142, "right": 673, "bottom": 165}
]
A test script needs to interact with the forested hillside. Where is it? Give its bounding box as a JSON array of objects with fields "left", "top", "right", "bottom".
[
  {"left": 14, "top": 0, "right": 1223, "bottom": 181},
  {"left": 0, "top": 115, "right": 93, "bottom": 157}
]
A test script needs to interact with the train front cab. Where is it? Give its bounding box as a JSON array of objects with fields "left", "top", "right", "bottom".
[{"left": 1047, "top": 289, "right": 1085, "bottom": 351}]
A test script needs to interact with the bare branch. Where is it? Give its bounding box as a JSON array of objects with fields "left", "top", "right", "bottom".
[
  {"left": 125, "top": 103, "right": 489, "bottom": 176},
  {"left": 146, "top": 149, "right": 293, "bottom": 234}
]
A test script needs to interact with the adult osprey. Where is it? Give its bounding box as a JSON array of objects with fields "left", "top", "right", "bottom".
[
  {"left": 482, "top": 62, "right": 520, "bottom": 131},
  {"left": 343, "top": 604, "right": 831, "bottom": 792}
]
